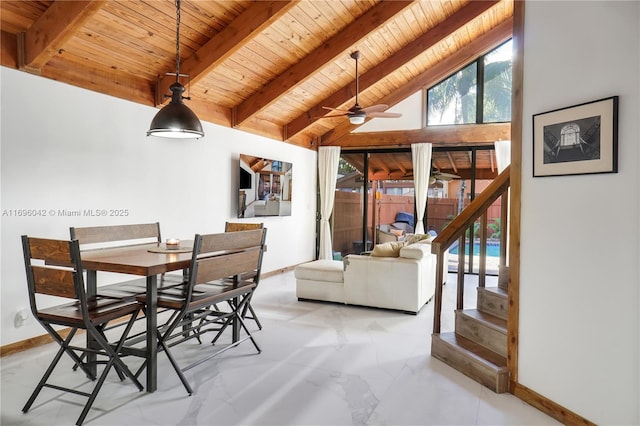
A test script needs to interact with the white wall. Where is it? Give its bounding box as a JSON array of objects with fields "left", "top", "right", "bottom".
[
  {"left": 355, "top": 91, "right": 423, "bottom": 132},
  {"left": 520, "top": 2, "right": 639, "bottom": 424},
  {"left": 0, "top": 67, "right": 317, "bottom": 346}
]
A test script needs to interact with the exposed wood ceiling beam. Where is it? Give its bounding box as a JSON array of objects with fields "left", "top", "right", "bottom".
[
  {"left": 336, "top": 123, "right": 511, "bottom": 149},
  {"left": 155, "top": 0, "right": 296, "bottom": 106},
  {"left": 232, "top": 0, "right": 413, "bottom": 127},
  {"left": 285, "top": 0, "right": 500, "bottom": 141},
  {"left": 1, "top": 31, "right": 18, "bottom": 68},
  {"left": 17, "top": 1, "right": 106, "bottom": 73},
  {"left": 320, "top": 17, "right": 513, "bottom": 146}
]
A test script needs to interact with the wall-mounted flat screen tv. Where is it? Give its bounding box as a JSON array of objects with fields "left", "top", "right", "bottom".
[{"left": 238, "top": 154, "right": 292, "bottom": 218}]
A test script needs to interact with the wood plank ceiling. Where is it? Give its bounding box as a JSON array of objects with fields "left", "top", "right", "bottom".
[{"left": 0, "top": 0, "right": 513, "bottom": 180}]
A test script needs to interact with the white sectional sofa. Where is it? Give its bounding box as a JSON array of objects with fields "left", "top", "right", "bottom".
[{"left": 295, "top": 238, "right": 447, "bottom": 314}]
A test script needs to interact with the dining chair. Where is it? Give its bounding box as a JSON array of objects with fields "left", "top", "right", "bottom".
[
  {"left": 70, "top": 222, "right": 183, "bottom": 299},
  {"left": 21, "top": 236, "right": 144, "bottom": 426},
  {"left": 224, "top": 222, "right": 265, "bottom": 329},
  {"left": 137, "top": 228, "right": 267, "bottom": 395}
]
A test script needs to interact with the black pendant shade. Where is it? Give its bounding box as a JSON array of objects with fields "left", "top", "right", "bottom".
[
  {"left": 147, "top": 0, "right": 204, "bottom": 139},
  {"left": 147, "top": 82, "right": 204, "bottom": 139}
]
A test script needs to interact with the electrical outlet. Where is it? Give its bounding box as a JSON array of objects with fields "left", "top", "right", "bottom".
[{"left": 14, "top": 308, "right": 30, "bottom": 328}]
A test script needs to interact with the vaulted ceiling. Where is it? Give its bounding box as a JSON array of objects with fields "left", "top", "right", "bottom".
[{"left": 0, "top": 0, "right": 513, "bottom": 178}]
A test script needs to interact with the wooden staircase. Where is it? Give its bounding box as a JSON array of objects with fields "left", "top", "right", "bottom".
[
  {"left": 431, "top": 268, "right": 509, "bottom": 392},
  {"left": 430, "top": 166, "right": 511, "bottom": 393}
]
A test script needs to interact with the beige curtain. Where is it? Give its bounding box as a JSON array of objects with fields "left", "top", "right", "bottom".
[
  {"left": 411, "top": 143, "right": 432, "bottom": 234},
  {"left": 318, "top": 146, "right": 341, "bottom": 260}
]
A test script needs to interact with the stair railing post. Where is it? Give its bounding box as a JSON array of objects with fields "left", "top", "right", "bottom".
[
  {"left": 433, "top": 251, "right": 445, "bottom": 334},
  {"left": 500, "top": 190, "right": 509, "bottom": 267},
  {"left": 479, "top": 212, "right": 487, "bottom": 288},
  {"left": 457, "top": 234, "right": 465, "bottom": 311}
]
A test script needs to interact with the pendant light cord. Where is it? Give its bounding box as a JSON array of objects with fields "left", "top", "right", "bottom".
[
  {"left": 175, "top": 0, "right": 181, "bottom": 84},
  {"left": 354, "top": 53, "right": 359, "bottom": 107}
]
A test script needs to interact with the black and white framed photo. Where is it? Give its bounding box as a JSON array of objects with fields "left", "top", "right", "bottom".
[{"left": 533, "top": 96, "right": 618, "bottom": 177}]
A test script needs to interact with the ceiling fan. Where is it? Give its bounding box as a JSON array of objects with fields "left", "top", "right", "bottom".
[
  {"left": 321, "top": 51, "right": 402, "bottom": 125},
  {"left": 430, "top": 168, "right": 460, "bottom": 184}
]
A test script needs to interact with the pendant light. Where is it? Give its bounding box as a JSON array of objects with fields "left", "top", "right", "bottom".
[{"left": 147, "top": 0, "right": 204, "bottom": 139}]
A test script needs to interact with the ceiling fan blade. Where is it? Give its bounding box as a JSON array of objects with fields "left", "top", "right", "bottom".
[
  {"left": 368, "top": 112, "right": 402, "bottom": 118},
  {"left": 361, "top": 104, "right": 389, "bottom": 114},
  {"left": 434, "top": 172, "right": 460, "bottom": 181}
]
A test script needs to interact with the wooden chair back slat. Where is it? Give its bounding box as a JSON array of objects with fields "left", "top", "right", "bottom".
[
  {"left": 32, "top": 266, "right": 77, "bottom": 298},
  {"left": 195, "top": 249, "right": 261, "bottom": 285},
  {"left": 22, "top": 236, "right": 83, "bottom": 303},
  {"left": 224, "top": 222, "right": 263, "bottom": 232},
  {"left": 70, "top": 222, "right": 161, "bottom": 245},
  {"left": 27, "top": 237, "right": 73, "bottom": 265},
  {"left": 199, "top": 228, "right": 265, "bottom": 254}
]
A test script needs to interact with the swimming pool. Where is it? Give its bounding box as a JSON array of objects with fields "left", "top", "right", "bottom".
[{"left": 448, "top": 240, "right": 501, "bottom": 257}]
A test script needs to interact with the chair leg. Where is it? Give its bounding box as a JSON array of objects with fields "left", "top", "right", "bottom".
[
  {"left": 246, "top": 303, "right": 262, "bottom": 330},
  {"left": 234, "top": 299, "right": 261, "bottom": 353},
  {"left": 22, "top": 330, "right": 78, "bottom": 414},
  {"left": 77, "top": 311, "right": 145, "bottom": 424},
  {"left": 158, "top": 334, "right": 193, "bottom": 395},
  {"left": 156, "top": 311, "right": 194, "bottom": 395},
  {"left": 210, "top": 294, "right": 260, "bottom": 353},
  {"left": 107, "top": 309, "right": 145, "bottom": 389}
]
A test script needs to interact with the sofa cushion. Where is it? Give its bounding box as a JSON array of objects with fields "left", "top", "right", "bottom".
[
  {"left": 294, "top": 260, "right": 344, "bottom": 283},
  {"left": 399, "top": 239, "right": 433, "bottom": 259},
  {"left": 370, "top": 241, "right": 406, "bottom": 257}
]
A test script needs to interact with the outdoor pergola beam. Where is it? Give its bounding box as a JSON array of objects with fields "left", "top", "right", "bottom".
[
  {"left": 320, "top": 17, "right": 513, "bottom": 146},
  {"left": 155, "top": 0, "right": 296, "bottom": 106},
  {"left": 232, "top": 0, "right": 412, "bottom": 127},
  {"left": 17, "top": 1, "right": 106, "bottom": 73},
  {"left": 285, "top": 0, "right": 500, "bottom": 141},
  {"left": 447, "top": 152, "right": 458, "bottom": 173}
]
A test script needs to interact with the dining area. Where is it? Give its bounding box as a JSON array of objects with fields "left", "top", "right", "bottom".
[{"left": 18, "top": 222, "right": 267, "bottom": 425}]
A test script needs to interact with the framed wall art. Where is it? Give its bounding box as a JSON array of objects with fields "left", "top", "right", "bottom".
[{"left": 532, "top": 96, "right": 618, "bottom": 177}]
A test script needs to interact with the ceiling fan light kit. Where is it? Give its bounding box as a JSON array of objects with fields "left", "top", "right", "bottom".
[
  {"left": 147, "top": 0, "right": 204, "bottom": 139},
  {"left": 349, "top": 113, "right": 366, "bottom": 125}
]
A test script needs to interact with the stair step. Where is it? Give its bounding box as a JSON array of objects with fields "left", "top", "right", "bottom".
[
  {"left": 477, "top": 286, "right": 508, "bottom": 320},
  {"left": 432, "top": 332, "right": 509, "bottom": 393},
  {"left": 455, "top": 309, "right": 507, "bottom": 357}
]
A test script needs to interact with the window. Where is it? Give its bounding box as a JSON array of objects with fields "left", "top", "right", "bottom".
[
  {"left": 427, "top": 62, "right": 477, "bottom": 125},
  {"left": 427, "top": 39, "right": 512, "bottom": 126},
  {"left": 483, "top": 41, "right": 513, "bottom": 122}
]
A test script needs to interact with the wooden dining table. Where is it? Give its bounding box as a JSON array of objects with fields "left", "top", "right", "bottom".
[{"left": 80, "top": 241, "right": 193, "bottom": 393}]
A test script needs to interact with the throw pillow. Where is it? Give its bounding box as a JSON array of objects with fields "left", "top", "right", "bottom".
[
  {"left": 370, "top": 241, "right": 405, "bottom": 257},
  {"left": 404, "top": 233, "right": 432, "bottom": 245}
]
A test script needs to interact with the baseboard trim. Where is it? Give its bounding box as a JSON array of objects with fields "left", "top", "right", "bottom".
[
  {"left": 511, "top": 381, "right": 594, "bottom": 425},
  {"left": 261, "top": 264, "right": 296, "bottom": 278},
  {"left": 1, "top": 327, "right": 79, "bottom": 357}
]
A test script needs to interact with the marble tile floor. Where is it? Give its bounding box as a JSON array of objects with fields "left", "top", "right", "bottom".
[{"left": 1, "top": 271, "right": 559, "bottom": 426}]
